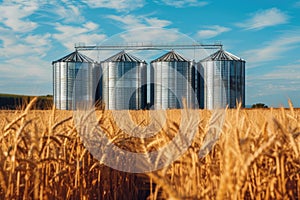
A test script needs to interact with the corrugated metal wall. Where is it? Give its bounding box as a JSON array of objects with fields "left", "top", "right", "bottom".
[
  {"left": 151, "top": 52, "right": 196, "bottom": 109},
  {"left": 200, "top": 58, "right": 245, "bottom": 109},
  {"left": 101, "top": 57, "right": 147, "bottom": 110},
  {"left": 52, "top": 51, "right": 98, "bottom": 110}
]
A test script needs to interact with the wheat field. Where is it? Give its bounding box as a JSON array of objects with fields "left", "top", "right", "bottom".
[{"left": 0, "top": 98, "right": 299, "bottom": 199}]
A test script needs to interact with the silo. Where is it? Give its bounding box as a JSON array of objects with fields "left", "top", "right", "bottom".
[
  {"left": 151, "top": 50, "right": 196, "bottom": 109},
  {"left": 101, "top": 50, "right": 147, "bottom": 110},
  {"left": 52, "top": 51, "right": 100, "bottom": 110},
  {"left": 199, "top": 49, "right": 245, "bottom": 109}
]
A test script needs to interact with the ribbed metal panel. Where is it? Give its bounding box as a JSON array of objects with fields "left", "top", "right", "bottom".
[
  {"left": 101, "top": 51, "right": 147, "bottom": 110},
  {"left": 52, "top": 51, "right": 99, "bottom": 110},
  {"left": 151, "top": 51, "right": 196, "bottom": 109},
  {"left": 200, "top": 49, "right": 245, "bottom": 109}
]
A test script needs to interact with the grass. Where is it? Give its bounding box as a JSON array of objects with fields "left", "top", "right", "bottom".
[{"left": 0, "top": 98, "right": 299, "bottom": 199}]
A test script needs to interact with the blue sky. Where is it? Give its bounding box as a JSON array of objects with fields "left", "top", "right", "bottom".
[{"left": 0, "top": 0, "right": 300, "bottom": 107}]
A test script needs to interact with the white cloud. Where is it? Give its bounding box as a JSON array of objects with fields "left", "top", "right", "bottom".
[
  {"left": 263, "top": 73, "right": 300, "bottom": 82},
  {"left": 295, "top": 1, "right": 300, "bottom": 7},
  {"left": 104, "top": 15, "right": 183, "bottom": 56},
  {"left": 50, "top": 3, "right": 85, "bottom": 23},
  {"left": 0, "top": 32, "right": 52, "bottom": 95},
  {"left": 0, "top": 1, "right": 39, "bottom": 33},
  {"left": 97, "top": 27, "right": 204, "bottom": 63},
  {"left": 236, "top": 8, "right": 289, "bottom": 30},
  {"left": 102, "top": 14, "right": 205, "bottom": 61},
  {"left": 53, "top": 22, "right": 107, "bottom": 51},
  {"left": 247, "top": 63, "right": 300, "bottom": 97},
  {"left": 0, "top": 27, "right": 51, "bottom": 58},
  {"left": 0, "top": 1, "right": 108, "bottom": 96},
  {"left": 118, "top": 28, "right": 181, "bottom": 43},
  {"left": 0, "top": 1, "right": 53, "bottom": 95},
  {"left": 24, "top": 34, "right": 52, "bottom": 57},
  {"left": 197, "top": 25, "right": 231, "bottom": 39},
  {"left": 246, "top": 70, "right": 300, "bottom": 107},
  {"left": 0, "top": 56, "right": 50, "bottom": 78},
  {"left": 242, "top": 34, "right": 300, "bottom": 66},
  {"left": 81, "top": 0, "right": 145, "bottom": 12},
  {"left": 106, "top": 14, "right": 172, "bottom": 30},
  {"left": 155, "top": 0, "right": 208, "bottom": 8},
  {"left": 107, "top": 15, "right": 144, "bottom": 29},
  {"left": 258, "top": 64, "right": 300, "bottom": 80},
  {"left": 247, "top": 79, "right": 300, "bottom": 107},
  {"left": 145, "top": 18, "right": 172, "bottom": 28},
  {"left": 0, "top": 53, "right": 52, "bottom": 95}
]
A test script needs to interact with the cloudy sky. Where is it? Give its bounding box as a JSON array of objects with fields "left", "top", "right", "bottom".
[{"left": 0, "top": 0, "right": 300, "bottom": 107}]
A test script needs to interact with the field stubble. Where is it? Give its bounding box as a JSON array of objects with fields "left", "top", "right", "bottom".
[{"left": 0, "top": 98, "right": 299, "bottom": 199}]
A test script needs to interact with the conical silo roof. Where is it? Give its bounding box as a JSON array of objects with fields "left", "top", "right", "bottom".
[
  {"left": 201, "top": 49, "right": 244, "bottom": 62},
  {"left": 103, "top": 50, "right": 146, "bottom": 63},
  {"left": 52, "top": 50, "right": 95, "bottom": 64},
  {"left": 151, "top": 50, "right": 189, "bottom": 62}
]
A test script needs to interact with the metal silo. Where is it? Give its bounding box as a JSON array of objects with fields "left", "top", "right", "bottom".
[
  {"left": 101, "top": 50, "right": 147, "bottom": 110},
  {"left": 52, "top": 51, "right": 99, "bottom": 110},
  {"left": 151, "top": 50, "right": 196, "bottom": 109},
  {"left": 199, "top": 49, "right": 245, "bottom": 109}
]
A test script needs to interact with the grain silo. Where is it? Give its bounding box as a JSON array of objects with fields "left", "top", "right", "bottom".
[
  {"left": 52, "top": 50, "right": 100, "bottom": 110},
  {"left": 101, "top": 50, "right": 147, "bottom": 110},
  {"left": 199, "top": 49, "right": 245, "bottom": 109},
  {"left": 151, "top": 50, "right": 196, "bottom": 109}
]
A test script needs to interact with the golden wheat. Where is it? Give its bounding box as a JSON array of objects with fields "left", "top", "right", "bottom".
[{"left": 0, "top": 99, "right": 299, "bottom": 199}]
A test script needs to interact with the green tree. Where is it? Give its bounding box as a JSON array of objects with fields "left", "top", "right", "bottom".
[{"left": 251, "top": 103, "right": 268, "bottom": 108}]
